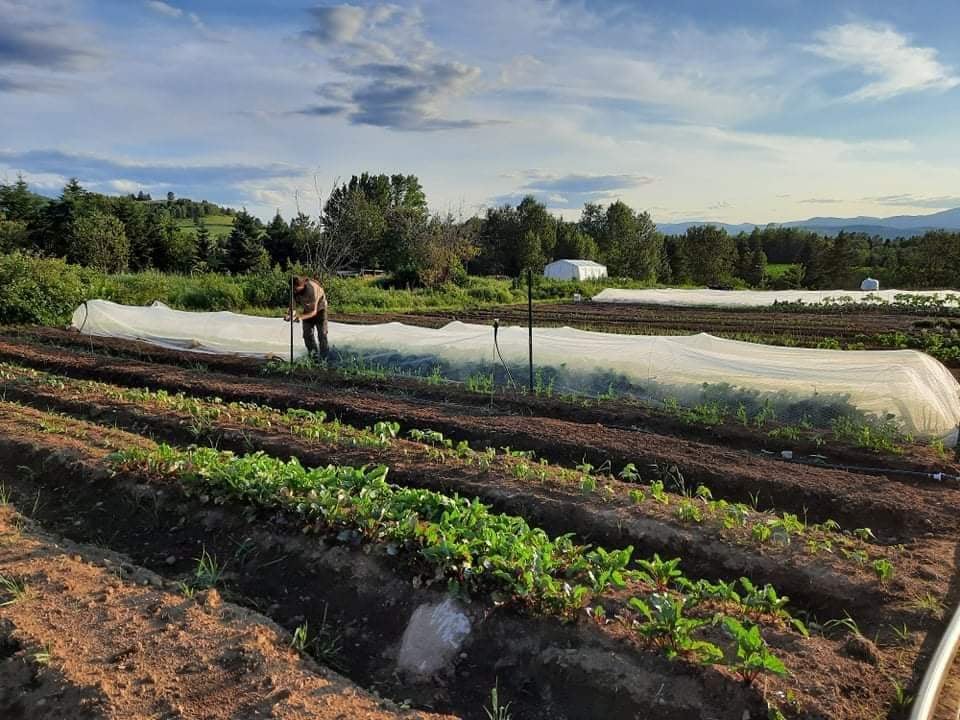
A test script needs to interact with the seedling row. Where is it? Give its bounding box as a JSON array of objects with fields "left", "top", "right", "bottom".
[
  {"left": 0, "top": 399, "right": 941, "bottom": 719},
  {"left": 0, "top": 361, "right": 918, "bottom": 632}
]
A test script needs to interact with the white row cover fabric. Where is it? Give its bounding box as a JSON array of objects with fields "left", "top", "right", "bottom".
[
  {"left": 72, "top": 300, "right": 960, "bottom": 443},
  {"left": 593, "top": 287, "right": 959, "bottom": 308}
]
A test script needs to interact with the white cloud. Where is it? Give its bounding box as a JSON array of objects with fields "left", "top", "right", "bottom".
[
  {"left": 145, "top": 1, "right": 182, "bottom": 19},
  {"left": 299, "top": 3, "right": 494, "bottom": 130},
  {"left": 806, "top": 23, "right": 960, "bottom": 101},
  {"left": 145, "top": 1, "right": 205, "bottom": 30},
  {"left": 303, "top": 5, "right": 367, "bottom": 46}
]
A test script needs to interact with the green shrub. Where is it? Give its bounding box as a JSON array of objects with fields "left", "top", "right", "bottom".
[
  {"left": 173, "top": 274, "right": 245, "bottom": 311},
  {"left": 240, "top": 267, "right": 288, "bottom": 308},
  {"left": 93, "top": 270, "right": 172, "bottom": 306},
  {"left": 0, "top": 253, "right": 92, "bottom": 325}
]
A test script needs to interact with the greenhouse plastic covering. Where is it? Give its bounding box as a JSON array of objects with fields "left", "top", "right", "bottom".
[
  {"left": 593, "top": 288, "right": 959, "bottom": 308},
  {"left": 72, "top": 300, "right": 960, "bottom": 444}
]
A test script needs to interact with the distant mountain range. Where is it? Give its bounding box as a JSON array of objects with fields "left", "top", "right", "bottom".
[{"left": 657, "top": 207, "right": 960, "bottom": 239}]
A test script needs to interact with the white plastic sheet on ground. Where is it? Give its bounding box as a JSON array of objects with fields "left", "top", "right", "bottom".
[
  {"left": 593, "top": 287, "right": 960, "bottom": 308},
  {"left": 72, "top": 300, "right": 960, "bottom": 443}
]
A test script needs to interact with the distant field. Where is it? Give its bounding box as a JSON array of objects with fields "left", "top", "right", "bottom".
[
  {"left": 175, "top": 213, "right": 235, "bottom": 239},
  {"left": 766, "top": 263, "right": 798, "bottom": 279}
]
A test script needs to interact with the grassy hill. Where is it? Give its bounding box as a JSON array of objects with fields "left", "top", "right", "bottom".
[{"left": 175, "top": 214, "right": 235, "bottom": 239}]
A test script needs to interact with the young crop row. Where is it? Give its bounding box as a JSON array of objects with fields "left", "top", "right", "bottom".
[
  {"left": 108, "top": 444, "right": 797, "bottom": 688},
  {"left": 0, "top": 362, "right": 896, "bottom": 580}
]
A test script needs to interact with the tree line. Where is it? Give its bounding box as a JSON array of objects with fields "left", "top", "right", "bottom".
[{"left": 2, "top": 173, "right": 959, "bottom": 289}]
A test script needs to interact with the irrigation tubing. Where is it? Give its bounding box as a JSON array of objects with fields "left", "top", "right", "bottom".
[
  {"left": 910, "top": 599, "right": 960, "bottom": 720},
  {"left": 775, "top": 455, "right": 960, "bottom": 485},
  {"left": 492, "top": 319, "right": 520, "bottom": 390}
]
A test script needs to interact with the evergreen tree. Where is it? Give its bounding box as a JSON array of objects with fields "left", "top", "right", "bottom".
[
  {"left": 0, "top": 174, "right": 45, "bottom": 222},
  {"left": 264, "top": 211, "right": 293, "bottom": 266},
  {"left": 225, "top": 209, "right": 268, "bottom": 273},
  {"left": 113, "top": 195, "right": 151, "bottom": 270},
  {"left": 195, "top": 219, "right": 216, "bottom": 268}
]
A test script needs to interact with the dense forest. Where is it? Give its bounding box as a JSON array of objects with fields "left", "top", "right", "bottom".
[{"left": 1, "top": 172, "right": 959, "bottom": 290}]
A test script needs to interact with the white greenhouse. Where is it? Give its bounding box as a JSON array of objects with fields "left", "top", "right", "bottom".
[{"left": 543, "top": 259, "right": 607, "bottom": 281}]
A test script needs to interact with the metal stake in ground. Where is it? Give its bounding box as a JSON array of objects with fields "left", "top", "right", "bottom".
[
  {"left": 527, "top": 268, "right": 534, "bottom": 394},
  {"left": 289, "top": 275, "right": 295, "bottom": 366}
]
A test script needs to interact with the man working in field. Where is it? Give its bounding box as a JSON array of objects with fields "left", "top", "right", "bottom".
[{"left": 286, "top": 275, "right": 329, "bottom": 360}]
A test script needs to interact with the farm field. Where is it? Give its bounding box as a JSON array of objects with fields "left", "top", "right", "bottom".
[
  {"left": 0, "top": 324, "right": 959, "bottom": 718},
  {"left": 174, "top": 213, "right": 235, "bottom": 238},
  {"left": 332, "top": 300, "right": 960, "bottom": 366}
]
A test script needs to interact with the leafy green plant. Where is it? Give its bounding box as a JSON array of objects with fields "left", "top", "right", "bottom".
[
  {"left": 189, "top": 548, "right": 223, "bottom": 590},
  {"left": 0, "top": 574, "right": 30, "bottom": 606},
  {"left": 649, "top": 480, "right": 669, "bottom": 505},
  {"left": 484, "top": 680, "right": 512, "bottom": 720},
  {"left": 872, "top": 558, "right": 894, "bottom": 584},
  {"left": 891, "top": 679, "right": 913, "bottom": 710},
  {"left": 723, "top": 617, "right": 788, "bottom": 685},
  {"left": 822, "top": 612, "right": 861, "bottom": 638},
  {"left": 618, "top": 463, "right": 641, "bottom": 482},
  {"left": 629, "top": 593, "right": 723, "bottom": 663},
  {"left": 636, "top": 554, "right": 684, "bottom": 592},
  {"left": 676, "top": 500, "right": 703, "bottom": 523},
  {"left": 109, "top": 445, "right": 636, "bottom": 617},
  {"left": 291, "top": 622, "right": 311, "bottom": 652},
  {"left": 751, "top": 523, "right": 772, "bottom": 544},
  {"left": 466, "top": 372, "right": 494, "bottom": 394}
]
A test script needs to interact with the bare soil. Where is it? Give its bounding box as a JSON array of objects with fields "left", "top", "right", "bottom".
[
  {"left": 0, "top": 334, "right": 956, "bottom": 540},
  {"left": 0, "top": 505, "right": 453, "bottom": 720}
]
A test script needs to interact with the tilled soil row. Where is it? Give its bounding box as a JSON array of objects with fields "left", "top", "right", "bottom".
[
  {"left": 0, "top": 403, "right": 784, "bottom": 720},
  {"left": 331, "top": 302, "right": 924, "bottom": 342},
  {"left": 1, "top": 375, "right": 928, "bottom": 634},
  {"left": 0, "top": 336, "right": 956, "bottom": 539},
  {"left": 6, "top": 327, "right": 954, "bottom": 477},
  {"left": 0, "top": 506, "right": 452, "bottom": 720}
]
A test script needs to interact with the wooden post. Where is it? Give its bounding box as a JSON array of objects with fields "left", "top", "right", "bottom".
[{"left": 527, "top": 268, "right": 534, "bottom": 393}]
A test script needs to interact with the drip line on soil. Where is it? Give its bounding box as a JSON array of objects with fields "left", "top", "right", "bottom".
[{"left": 774, "top": 455, "right": 960, "bottom": 486}]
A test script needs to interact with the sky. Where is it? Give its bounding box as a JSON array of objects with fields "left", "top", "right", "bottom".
[{"left": 3, "top": 0, "right": 960, "bottom": 224}]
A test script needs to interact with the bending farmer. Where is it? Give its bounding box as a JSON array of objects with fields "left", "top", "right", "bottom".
[{"left": 287, "top": 275, "right": 329, "bottom": 360}]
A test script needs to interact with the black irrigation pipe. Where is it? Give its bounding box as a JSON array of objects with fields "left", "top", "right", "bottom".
[{"left": 776, "top": 455, "right": 960, "bottom": 485}]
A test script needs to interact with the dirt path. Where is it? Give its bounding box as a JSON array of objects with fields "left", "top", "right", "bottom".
[{"left": 0, "top": 505, "right": 452, "bottom": 720}]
